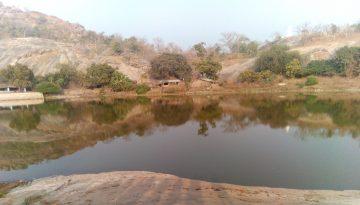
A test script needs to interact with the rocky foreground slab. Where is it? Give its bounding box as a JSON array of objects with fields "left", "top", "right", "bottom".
[{"left": 1, "top": 171, "right": 360, "bottom": 205}]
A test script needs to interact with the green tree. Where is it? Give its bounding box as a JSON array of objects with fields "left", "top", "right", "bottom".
[
  {"left": 195, "top": 58, "right": 222, "bottom": 80},
  {"left": 85, "top": 64, "right": 115, "bottom": 88},
  {"left": 333, "top": 46, "right": 360, "bottom": 77},
  {"left": 0, "top": 64, "right": 35, "bottom": 90},
  {"left": 255, "top": 45, "right": 301, "bottom": 75},
  {"left": 109, "top": 71, "right": 134, "bottom": 92},
  {"left": 55, "top": 64, "right": 78, "bottom": 88},
  {"left": 193, "top": 42, "right": 207, "bottom": 58},
  {"left": 42, "top": 64, "right": 78, "bottom": 88},
  {"left": 150, "top": 53, "right": 192, "bottom": 82}
]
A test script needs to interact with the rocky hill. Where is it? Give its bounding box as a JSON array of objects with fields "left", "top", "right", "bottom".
[
  {"left": 0, "top": 37, "right": 147, "bottom": 80},
  {"left": 0, "top": 2, "right": 89, "bottom": 42},
  {"left": 0, "top": 3, "right": 148, "bottom": 81}
]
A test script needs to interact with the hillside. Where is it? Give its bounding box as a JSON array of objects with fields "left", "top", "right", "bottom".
[
  {"left": 0, "top": 37, "right": 147, "bottom": 80},
  {"left": 220, "top": 33, "right": 360, "bottom": 82},
  {"left": 0, "top": 2, "right": 88, "bottom": 42},
  {"left": 0, "top": 2, "right": 359, "bottom": 82},
  {"left": 0, "top": 3, "right": 148, "bottom": 81}
]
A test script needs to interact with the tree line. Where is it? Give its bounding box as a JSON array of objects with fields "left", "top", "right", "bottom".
[{"left": 0, "top": 63, "right": 150, "bottom": 95}]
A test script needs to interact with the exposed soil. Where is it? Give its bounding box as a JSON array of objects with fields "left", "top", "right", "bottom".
[{"left": 0, "top": 92, "right": 44, "bottom": 102}]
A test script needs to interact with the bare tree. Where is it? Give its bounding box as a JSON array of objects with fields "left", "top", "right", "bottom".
[
  {"left": 220, "top": 32, "right": 250, "bottom": 53},
  {"left": 153, "top": 37, "right": 165, "bottom": 53},
  {"left": 164, "top": 42, "right": 183, "bottom": 54}
]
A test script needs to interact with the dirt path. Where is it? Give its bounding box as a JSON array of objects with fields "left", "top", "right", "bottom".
[{"left": 1, "top": 171, "right": 360, "bottom": 205}]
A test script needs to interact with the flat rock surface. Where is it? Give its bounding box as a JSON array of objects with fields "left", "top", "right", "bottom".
[{"left": 1, "top": 171, "right": 360, "bottom": 205}]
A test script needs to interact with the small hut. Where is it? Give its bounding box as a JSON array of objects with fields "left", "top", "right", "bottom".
[
  {"left": 157, "top": 79, "right": 182, "bottom": 87},
  {"left": 0, "top": 84, "right": 18, "bottom": 92},
  {"left": 0, "top": 77, "right": 17, "bottom": 92}
]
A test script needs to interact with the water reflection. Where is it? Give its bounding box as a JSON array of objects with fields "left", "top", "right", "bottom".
[
  {"left": 194, "top": 101, "right": 222, "bottom": 136},
  {"left": 9, "top": 109, "right": 40, "bottom": 132},
  {"left": 1, "top": 94, "right": 360, "bottom": 189}
]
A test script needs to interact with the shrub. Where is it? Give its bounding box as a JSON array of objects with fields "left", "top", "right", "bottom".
[
  {"left": 258, "top": 70, "right": 275, "bottom": 82},
  {"left": 55, "top": 64, "right": 78, "bottom": 87},
  {"left": 305, "top": 76, "right": 318, "bottom": 86},
  {"left": 238, "top": 71, "right": 259, "bottom": 83},
  {"left": 302, "top": 60, "right": 337, "bottom": 77},
  {"left": 285, "top": 59, "right": 302, "bottom": 78},
  {"left": 112, "top": 41, "right": 124, "bottom": 55},
  {"left": 195, "top": 58, "right": 222, "bottom": 80},
  {"left": 35, "top": 82, "right": 62, "bottom": 94},
  {"left": 296, "top": 83, "right": 305, "bottom": 88},
  {"left": 238, "top": 70, "right": 274, "bottom": 83},
  {"left": 109, "top": 71, "right": 133, "bottom": 92},
  {"left": 255, "top": 45, "right": 301, "bottom": 75},
  {"left": 85, "top": 64, "right": 115, "bottom": 88},
  {"left": 333, "top": 46, "right": 360, "bottom": 77},
  {"left": 135, "top": 84, "right": 151, "bottom": 94},
  {"left": 43, "top": 64, "right": 78, "bottom": 88},
  {"left": 150, "top": 53, "right": 192, "bottom": 82}
]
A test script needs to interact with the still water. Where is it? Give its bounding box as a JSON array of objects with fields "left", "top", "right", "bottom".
[{"left": 0, "top": 94, "right": 360, "bottom": 190}]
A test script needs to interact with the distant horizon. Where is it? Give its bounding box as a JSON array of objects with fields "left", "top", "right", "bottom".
[{"left": 1, "top": 0, "right": 359, "bottom": 48}]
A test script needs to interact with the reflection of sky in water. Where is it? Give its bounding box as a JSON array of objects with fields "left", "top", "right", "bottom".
[{"left": 0, "top": 96, "right": 360, "bottom": 190}]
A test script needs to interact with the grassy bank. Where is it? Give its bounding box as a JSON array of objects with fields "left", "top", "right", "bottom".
[{"left": 43, "top": 76, "right": 360, "bottom": 101}]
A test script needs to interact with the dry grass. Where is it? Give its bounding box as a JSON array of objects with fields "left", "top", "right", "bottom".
[{"left": 230, "top": 76, "right": 360, "bottom": 94}]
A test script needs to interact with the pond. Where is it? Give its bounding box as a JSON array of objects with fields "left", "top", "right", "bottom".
[{"left": 0, "top": 94, "right": 360, "bottom": 190}]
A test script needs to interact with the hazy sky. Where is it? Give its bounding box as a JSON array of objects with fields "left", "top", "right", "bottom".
[{"left": 1, "top": 0, "right": 359, "bottom": 47}]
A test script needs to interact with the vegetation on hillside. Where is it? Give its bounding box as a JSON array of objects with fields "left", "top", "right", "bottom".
[
  {"left": 240, "top": 44, "right": 360, "bottom": 84},
  {"left": 0, "top": 62, "right": 145, "bottom": 95},
  {"left": 192, "top": 42, "right": 223, "bottom": 80},
  {"left": 150, "top": 53, "right": 192, "bottom": 82},
  {"left": 0, "top": 2, "right": 359, "bottom": 91},
  {"left": 255, "top": 45, "right": 302, "bottom": 75},
  {"left": 109, "top": 71, "right": 134, "bottom": 92},
  {"left": 85, "top": 64, "right": 115, "bottom": 88},
  {"left": 35, "top": 82, "right": 62, "bottom": 94},
  {"left": 0, "top": 64, "right": 35, "bottom": 90}
]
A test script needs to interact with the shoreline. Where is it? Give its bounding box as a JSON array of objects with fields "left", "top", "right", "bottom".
[
  {"left": 1, "top": 171, "right": 360, "bottom": 205},
  {"left": 44, "top": 87, "right": 360, "bottom": 101},
  {"left": 44, "top": 76, "right": 360, "bottom": 100},
  {"left": 0, "top": 92, "right": 44, "bottom": 102}
]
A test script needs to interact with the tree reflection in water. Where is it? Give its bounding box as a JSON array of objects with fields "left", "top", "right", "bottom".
[
  {"left": 151, "top": 97, "right": 193, "bottom": 126},
  {"left": 2, "top": 95, "right": 360, "bottom": 171}
]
